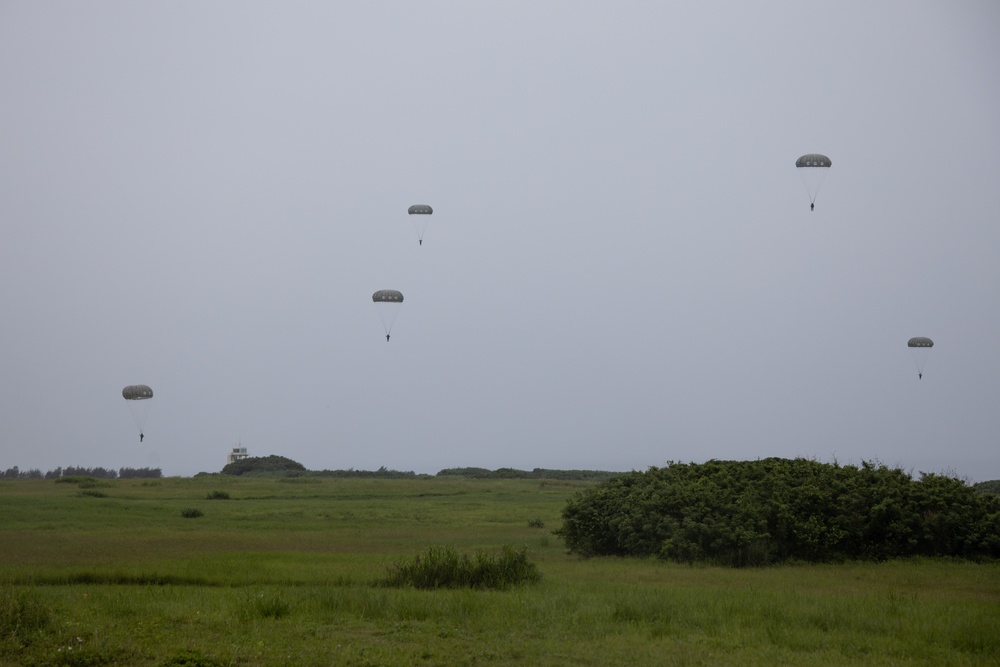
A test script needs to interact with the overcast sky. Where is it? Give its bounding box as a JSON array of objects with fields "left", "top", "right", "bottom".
[{"left": 2, "top": 1, "right": 998, "bottom": 481}]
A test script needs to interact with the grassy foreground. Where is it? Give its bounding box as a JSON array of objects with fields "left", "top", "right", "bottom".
[{"left": 0, "top": 475, "right": 997, "bottom": 666}]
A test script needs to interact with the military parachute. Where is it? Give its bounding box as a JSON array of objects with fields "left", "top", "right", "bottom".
[
  {"left": 372, "top": 290, "right": 404, "bottom": 341},
  {"left": 907, "top": 337, "right": 933, "bottom": 379},
  {"left": 796, "top": 154, "right": 832, "bottom": 210},
  {"left": 408, "top": 204, "right": 433, "bottom": 245},
  {"left": 122, "top": 384, "right": 153, "bottom": 442}
]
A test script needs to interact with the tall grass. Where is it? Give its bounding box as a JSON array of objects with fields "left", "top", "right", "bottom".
[
  {"left": 0, "top": 588, "right": 52, "bottom": 650},
  {"left": 381, "top": 544, "right": 541, "bottom": 590}
]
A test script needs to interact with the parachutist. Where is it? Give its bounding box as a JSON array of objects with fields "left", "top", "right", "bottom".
[
  {"left": 797, "top": 154, "right": 831, "bottom": 210},
  {"left": 139, "top": 433, "right": 144, "bottom": 442},
  {"left": 919, "top": 373, "right": 922, "bottom": 380},
  {"left": 409, "top": 204, "right": 433, "bottom": 245},
  {"left": 373, "top": 290, "right": 403, "bottom": 344}
]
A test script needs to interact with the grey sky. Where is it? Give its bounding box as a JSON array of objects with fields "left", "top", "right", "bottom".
[{"left": 2, "top": 1, "right": 998, "bottom": 481}]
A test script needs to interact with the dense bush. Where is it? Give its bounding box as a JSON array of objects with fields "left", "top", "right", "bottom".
[
  {"left": 221, "top": 455, "right": 306, "bottom": 476},
  {"left": 381, "top": 545, "right": 541, "bottom": 590},
  {"left": 557, "top": 458, "right": 1000, "bottom": 566},
  {"left": 975, "top": 480, "right": 1000, "bottom": 496}
]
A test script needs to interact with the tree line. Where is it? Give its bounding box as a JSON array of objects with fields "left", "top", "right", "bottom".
[
  {"left": 437, "top": 467, "right": 618, "bottom": 481},
  {"left": 217, "top": 457, "right": 621, "bottom": 480},
  {"left": 1, "top": 466, "right": 162, "bottom": 480}
]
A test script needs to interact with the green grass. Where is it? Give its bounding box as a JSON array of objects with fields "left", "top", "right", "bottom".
[{"left": 0, "top": 476, "right": 997, "bottom": 666}]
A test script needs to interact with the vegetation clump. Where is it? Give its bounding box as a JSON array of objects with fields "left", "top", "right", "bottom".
[
  {"left": 557, "top": 458, "right": 1000, "bottom": 566},
  {"left": 382, "top": 544, "right": 540, "bottom": 590},
  {"left": 221, "top": 455, "right": 306, "bottom": 477},
  {"left": 180, "top": 508, "right": 204, "bottom": 518},
  {"left": 975, "top": 480, "right": 1000, "bottom": 496},
  {"left": 237, "top": 591, "right": 291, "bottom": 621},
  {"left": 206, "top": 490, "right": 230, "bottom": 500}
]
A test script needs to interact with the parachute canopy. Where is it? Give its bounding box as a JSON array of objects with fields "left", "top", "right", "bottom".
[
  {"left": 372, "top": 289, "right": 404, "bottom": 338},
  {"left": 122, "top": 384, "right": 153, "bottom": 400},
  {"left": 795, "top": 154, "right": 832, "bottom": 168},
  {"left": 408, "top": 204, "right": 433, "bottom": 215},
  {"left": 907, "top": 337, "right": 933, "bottom": 348},
  {"left": 372, "top": 289, "right": 404, "bottom": 303}
]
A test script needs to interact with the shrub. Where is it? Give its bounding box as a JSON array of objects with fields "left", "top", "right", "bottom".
[
  {"left": 975, "top": 480, "right": 1000, "bottom": 496},
  {"left": 180, "top": 508, "right": 204, "bottom": 518},
  {"left": 79, "top": 490, "right": 107, "bottom": 498},
  {"left": 382, "top": 544, "right": 540, "bottom": 590},
  {"left": 206, "top": 490, "right": 230, "bottom": 500},
  {"left": 557, "top": 458, "right": 1000, "bottom": 566},
  {"left": 527, "top": 518, "right": 545, "bottom": 528},
  {"left": 220, "top": 455, "right": 306, "bottom": 477}
]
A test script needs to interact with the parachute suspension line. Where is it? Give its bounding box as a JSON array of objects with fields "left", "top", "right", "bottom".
[
  {"left": 126, "top": 399, "right": 151, "bottom": 434},
  {"left": 907, "top": 337, "right": 934, "bottom": 379},
  {"left": 798, "top": 170, "right": 820, "bottom": 204},
  {"left": 910, "top": 350, "right": 931, "bottom": 378}
]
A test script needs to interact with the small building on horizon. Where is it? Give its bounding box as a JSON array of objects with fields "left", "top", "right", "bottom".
[{"left": 227, "top": 446, "right": 249, "bottom": 466}]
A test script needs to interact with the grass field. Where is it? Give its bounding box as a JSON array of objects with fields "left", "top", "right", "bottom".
[{"left": 1, "top": 475, "right": 998, "bottom": 666}]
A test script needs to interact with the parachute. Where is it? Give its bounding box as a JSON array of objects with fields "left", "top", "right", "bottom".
[
  {"left": 795, "top": 154, "right": 832, "bottom": 210},
  {"left": 122, "top": 384, "right": 153, "bottom": 441},
  {"left": 372, "top": 290, "right": 404, "bottom": 341},
  {"left": 408, "top": 204, "right": 433, "bottom": 245},
  {"left": 907, "top": 337, "right": 933, "bottom": 379}
]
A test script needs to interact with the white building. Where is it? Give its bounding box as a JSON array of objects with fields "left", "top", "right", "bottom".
[{"left": 227, "top": 446, "right": 249, "bottom": 465}]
